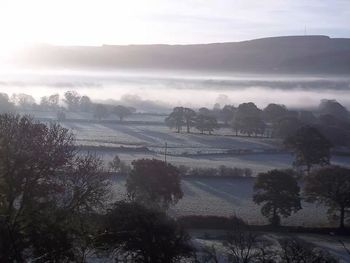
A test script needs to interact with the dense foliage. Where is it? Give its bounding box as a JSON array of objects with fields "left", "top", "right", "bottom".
[
  {"left": 305, "top": 165, "right": 350, "bottom": 229},
  {"left": 97, "top": 201, "right": 193, "bottom": 262},
  {"left": 126, "top": 159, "right": 183, "bottom": 209},
  {"left": 253, "top": 169, "right": 301, "bottom": 226},
  {"left": 285, "top": 126, "right": 332, "bottom": 174},
  {"left": 0, "top": 114, "right": 110, "bottom": 261}
]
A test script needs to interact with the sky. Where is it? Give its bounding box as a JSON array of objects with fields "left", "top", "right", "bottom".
[{"left": 0, "top": 0, "right": 349, "bottom": 52}]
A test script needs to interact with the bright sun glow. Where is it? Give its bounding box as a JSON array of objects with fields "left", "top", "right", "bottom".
[
  {"left": 0, "top": 0, "right": 349, "bottom": 61},
  {"left": 0, "top": 0, "right": 166, "bottom": 48}
]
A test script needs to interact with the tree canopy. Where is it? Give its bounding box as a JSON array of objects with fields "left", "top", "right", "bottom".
[
  {"left": 165, "top": 107, "right": 185, "bottom": 133},
  {"left": 319, "top": 99, "right": 349, "bottom": 121},
  {"left": 262, "top": 103, "right": 288, "bottom": 123},
  {"left": 64, "top": 90, "right": 81, "bottom": 112},
  {"left": 113, "top": 105, "right": 133, "bottom": 121},
  {"left": 126, "top": 159, "right": 183, "bottom": 210},
  {"left": 304, "top": 165, "right": 350, "bottom": 229},
  {"left": 232, "top": 102, "right": 265, "bottom": 137},
  {"left": 284, "top": 126, "right": 332, "bottom": 174},
  {"left": 253, "top": 169, "right": 301, "bottom": 226},
  {"left": 0, "top": 114, "right": 110, "bottom": 261},
  {"left": 195, "top": 114, "right": 218, "bottom": 134},
  {"left": 97, "top": 201, "right": 193, "bottom": 263}
]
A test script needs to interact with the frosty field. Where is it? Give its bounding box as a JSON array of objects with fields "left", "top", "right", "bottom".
[
  {"left": 33, "top": 113, "right": 350, "bottom": 227},
  {"left": 56, "top": 117, "right": 350, "bottom": 174},
  {"left": 111, "top": 176, "right": 330, "bottom": 227}
]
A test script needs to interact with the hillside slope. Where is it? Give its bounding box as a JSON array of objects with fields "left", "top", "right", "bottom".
[{"left": 13, "top": 35, "right": 350, "bottom": 74}]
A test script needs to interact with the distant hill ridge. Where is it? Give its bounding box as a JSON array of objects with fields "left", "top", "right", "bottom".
[{"left": 14, "top": 35, "right": 350, "bottom": 74}]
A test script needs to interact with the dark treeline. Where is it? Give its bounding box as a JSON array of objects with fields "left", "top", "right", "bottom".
[
  {"left": 0, "top": 91, "right": 136, "bottom": 122},
  {"left": 166, "top": 99, "right": 350, "bottom": 146},
  {"left": 108, "top": 155, "right": 252, "bottom": 178},
  {"left": 0, "top": 113, "right": 349, "bottom": 262}
]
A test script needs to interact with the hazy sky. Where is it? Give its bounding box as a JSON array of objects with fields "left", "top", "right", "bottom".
[{"left": 0, "top": 0, "right": 349, "bottom": 50}]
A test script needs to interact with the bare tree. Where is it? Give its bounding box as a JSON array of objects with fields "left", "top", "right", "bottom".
[{"left": 279, "top": 237, "right": 338, "bottom": 263}]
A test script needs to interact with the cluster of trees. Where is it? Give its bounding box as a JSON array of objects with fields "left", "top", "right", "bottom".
[
  {"left": 0, "top": 114, "right": 110, "bottom": 261},
  {"left": 166, "top": 99, "right": 350, "bottom": 146},
  {"left": 165, "top": 107, "right": 218, "bottom": 134},
  {"left": 0, "top": 92, "right": 61, "bottom": 112},
  {"left": 107, "top": 156, "right": 253, "bottom": 178},
  {"left": 252, "top": 126, "right": 350, "bottom": 230},
  {"left": 0, "top": 91, "right": 136, "bottom": 122},
  {"left": 0, "top": 113, "right": 348, "bottom": 262},
  {"left": 0, "top": 114, "right": 190, "bottom": 262},
  {"left": 63, "top": 91, "right": 135, "bottom": 121},
  {"left": 253, "top": 165, "right": 350, "bottom": 230}
]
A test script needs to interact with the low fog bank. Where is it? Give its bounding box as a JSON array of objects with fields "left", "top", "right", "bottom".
[{"left": 1, "top": 70, "right": 350, "bottom": 112}]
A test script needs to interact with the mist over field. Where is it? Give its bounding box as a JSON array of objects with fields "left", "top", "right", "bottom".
[
  {"left": 1, "top": 0, "right": 350, "bottom": 260},
  {"left": 1, "top": 69, "right": 350, "bottom": 112}
]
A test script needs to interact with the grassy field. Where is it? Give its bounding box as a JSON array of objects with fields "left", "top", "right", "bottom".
[
  {"left": 27, "top": 112, "right": 350, "bottom": 226},
  {"left": 111, "top": 176, "right": 331, "bottom": 227},
  {"left": 28, "top": 111, "right": 349, "bottom": 174}
]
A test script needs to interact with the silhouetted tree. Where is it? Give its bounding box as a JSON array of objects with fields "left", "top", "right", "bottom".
[
  {"left": 0, "top": 93, "right": 15, "bottom": 113},
  {"left": 40, "top": 93, "right": 60, "bottom": 110},
  {"left": 80, "top": 95, "right": 93, "bottom": 112},
  {"left": 0, "top": 114, "right": 110, "bottom": 261},
  {"left": 305, "top": 165, "right": 350, "bottom": 230},
  {"left": 109, "top": 155, "right": 121, "bottom": 173},
  {"left": 232, "top": 116, "right": 242, "bottom": 136},
  {"left": 113, "top": 105, "right": 132, "bottom": 121},
  {"left": 198, "top": 107, "right": 211, "bottom": 116},
  {"left": 64, "top": 90, "right": 81, "bottom": 111},
  {"left": 165, "top": 107, "right": 185, "bottom": 133},
  {"left": 93, "top": 103, "right": 109, "bottom": 120},
  {"left": 183, "top": 107, "right": 196, "bottom": 133},
  {"left": 126, "top": 159, "right": 183, "bottom": 210},
  {"left": 273, "top": 117, "right": 302, "bottom": 138},
  {"left": 195, "top": 114, "right": 218, "bottom": 135},
  {"left": 284, "top": 126, "right": 332, "bottom": 174},
  {"left": 240, "top": 116, "right": 266, "bottom": 137},
  {"left": 225, "top": 221, "right": 276, "bottom": 263},
  {"left": 317, "top": 114, "right": 350, "bottom": 146},
  {"left": 109, "top": 155, "right": 130, "bottom": 175},
  {"left": 262, "top": 103, "right": 288, "bottom": 123},
  {"left": 97, "top": 201, "right": 193, "bottom": 262},
  {"left": 253, "top": 169, "right": 301, "bottom": 226},
  {"left": 11, "top": 93, "right": 36, "bottom": 109},
  {"left": 319, "top": 99, "right": 349, "bottom": 121},
  {"left": 225, "top": 222, "right": 260, "bottom": 263},
  {"left": 233, "top": 102, "right": 264, "bottom": 137},
  {"left": 221, "top": 105, "right": 235, "bottom": 125},
  {"left": 279, "top": 238, "right": 338, "bottom": 263}
]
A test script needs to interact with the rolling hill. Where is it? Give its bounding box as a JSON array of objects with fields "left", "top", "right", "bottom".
[{"left": 12, "top": 35, "right": 350, "bottom": 74}]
